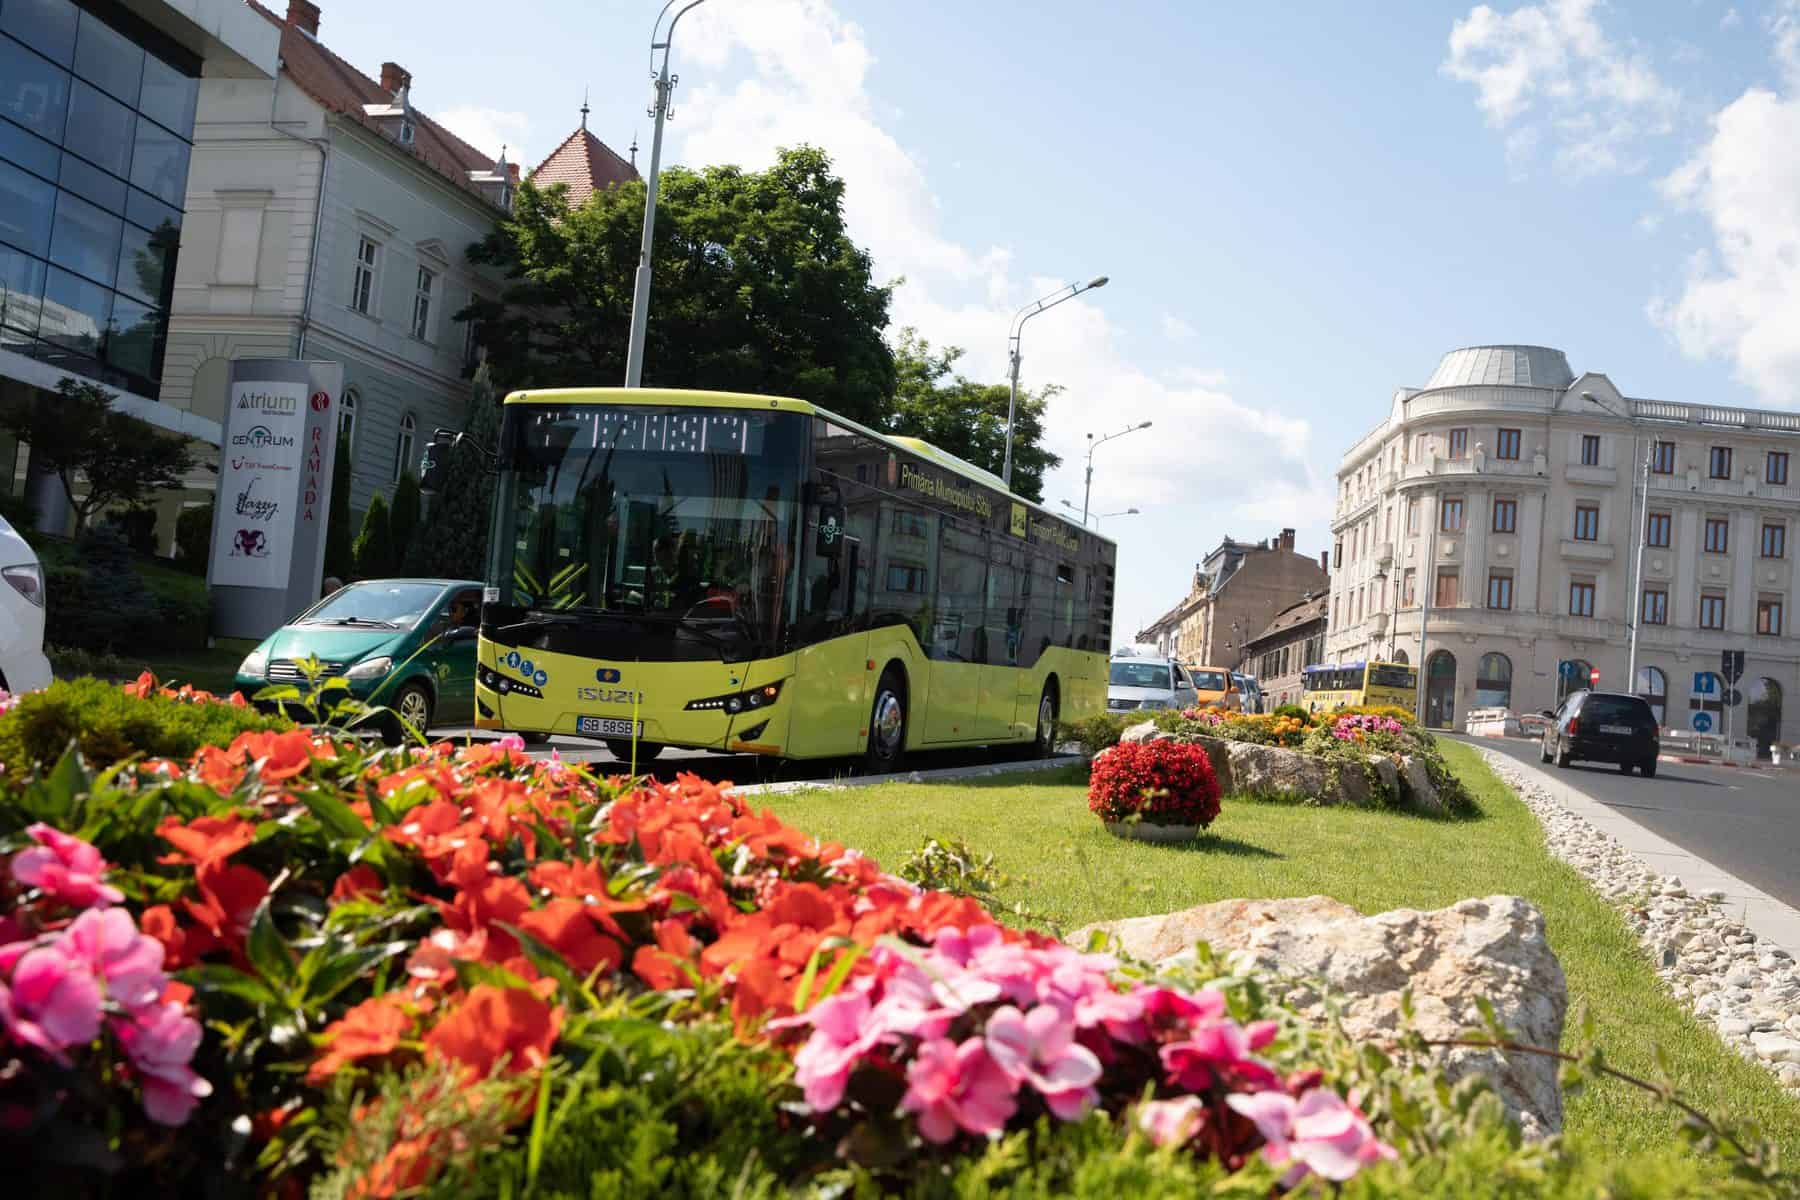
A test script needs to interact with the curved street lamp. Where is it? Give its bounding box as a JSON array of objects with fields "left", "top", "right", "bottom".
[
  {"left": 1003, "top": 275, "right": 1109, "bottom": 489},
  {"left": 1082, "top": 421, "right": 1152, "bottom": 524},
  {"left": 1059, "top": 500, "right": 1139, "bottom": 527}
]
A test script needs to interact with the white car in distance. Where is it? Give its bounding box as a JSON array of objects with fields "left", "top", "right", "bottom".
[{"left": 0, "top": 515, "right": 49, "bottom": 693}]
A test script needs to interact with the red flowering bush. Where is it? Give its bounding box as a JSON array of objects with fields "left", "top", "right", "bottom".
[{"left": 1087, "top": 739, "right": 1223, "bottom": 827}]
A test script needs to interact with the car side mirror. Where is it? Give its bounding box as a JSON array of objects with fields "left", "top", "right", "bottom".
[
  {"left": 1539, "top": 709, "right": 1555, "bottom": 719},
  {"left": 446, "top": 625, "right": 478, "bottom": 643}
]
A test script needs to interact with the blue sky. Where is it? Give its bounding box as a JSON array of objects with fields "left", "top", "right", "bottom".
[{"left": 311, "top": 0, "right": 1800, "bottom": 642}]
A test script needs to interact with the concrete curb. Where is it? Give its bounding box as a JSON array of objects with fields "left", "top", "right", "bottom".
[
  {"left": 1461, "top": 730, "right": 1780, "bottom": 769},
  {"left": 1479, "top": 747, "right": 1800, "bottom": 958},
  {"left": 732, "top": 755, "right": 1086, "bottom": 798}
]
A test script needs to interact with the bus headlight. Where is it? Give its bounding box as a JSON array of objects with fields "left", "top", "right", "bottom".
[{"left": 686, "top": 681, "right": 783, "bottom": 713}]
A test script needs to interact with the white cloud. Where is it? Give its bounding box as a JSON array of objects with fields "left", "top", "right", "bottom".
[
  {"left": 1442, "top": 0, "right": 1679, "bottom": 175},
  {"left": 436, "top": 105, "right": 533, "bottom": 162},
  {"left": 1721, "top": 7, "right": 1743, "bottom": 31},
  {"left": 668, "top": 0, "right": 1331, "bottom": 634},
  {"left": 1160, "top": 313, "right": 1197, "bottom": 342}
]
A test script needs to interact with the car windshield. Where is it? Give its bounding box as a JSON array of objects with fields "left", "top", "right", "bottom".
[
  {"left": 1191, "top": 670, "right": 1227, "bottom": 691},
  {"left": 301, "top": 582, "right": 442, "bottom": 628},
  {"left": 1110, "top": 662, "right": 1171, "bottom": 689},
  {"left": 1582, "top": 696, "right": 1653, "bottom": 725},
  {"left": 487, "top": 404, "right": 807, "bottom": 662}
]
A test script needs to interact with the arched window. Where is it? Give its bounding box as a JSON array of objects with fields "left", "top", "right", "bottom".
[
  {"left": 393, "top": 412, "right": 416, "bottom": 482},
  {"left": 338, "top": 386, "right": 359, "bottom": 448},
  {"left": 1475, "top": 652, "right": 1512, "bottom": 709},
  {"left": 1634, "top": 666, "right": 1667, "bottom": 726},
  {"left": 1391, "top": 648, "right": 1408, "bottom": 665},
  {"left": 1748, "top": 679, "right": 1783, "bottom": 758},
  {"left": 1424, "top": 650, "right": 1457, "bottom": 728}
]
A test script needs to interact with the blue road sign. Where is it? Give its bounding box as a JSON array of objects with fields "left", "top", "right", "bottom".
[
  {"left": 1692, "top": 711, "right": 1714, "bottom": 732},
  {"left": 1693, "top": 672, "right": 1717, "bottom": 695}
]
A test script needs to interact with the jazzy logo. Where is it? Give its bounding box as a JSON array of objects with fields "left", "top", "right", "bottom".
[
  {"left": 232, "top": 425, "right": 295, "bottom": 449},
  {"left": 234, "top": 476, "right": 279, "bottom": 523}
]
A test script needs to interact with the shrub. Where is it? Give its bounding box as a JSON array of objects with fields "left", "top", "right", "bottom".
[
  {"left": 1087, "top": 739, "right": 1221, "bottom": 827},
  {"left": 352, "top": 491, "right": 394, "bottom": 579},
  {"left": 43, "top": 525, "right": 160, "bottom": 654},
  {"left": 174, "top": 501, "right": 212, "bottom": 573},
  {"left": 324, "top": 429, "right": 354, "bottom": 582},
  {"left": 1272, "top": 702, "right": 1309, "bottom": 721},
  {"left": 45, "top": 644, "right": 132, "bottom": 681},
  {"left": 1338, "top": 702, "right": 1417, "bottom": 725},
  {"left": 0, "top": 676, "right": 286, "bottom": 777},
  {"left": 1059, "top": 712, "right": 1131, "bottom": 757},
  {"left": 389, "top": 471, "right": 421, "bottom": 555}
]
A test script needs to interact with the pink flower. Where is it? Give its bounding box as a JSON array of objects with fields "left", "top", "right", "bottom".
[
  {"left": 12, "top": 823, "right": 123, "bottom": 908},
  {"left": 775, "top": 989, "right": 889, "bottom": 1111},
  {"left": 984, "top": 1004, "right": 1102, "bottom": 1119},
  {"left": 495, "top": 733, "right": 526, "bottom": 751},
  {"left": 2, "top": 946, "right": 102, "bottom": 1059},
  {"left": 1225, "top": 1088, "right": 1398, "bottom": 1186},
  {"left": 113, "top": 1002, "right": 212, "bottom": 1126},
  {"left": 1073, "top": 981, "right": 1146, "bottom": 1043},
  {"left": 60, "top": 907, "right": 168, "bottom": 1011},
  {"left": 1136, "top": 1095, "right": 1206, "bottom": 1147},
  {"left": 901, "top": 1036, "right": 1017, "bottom": 1143},
  {"left": 1160, "top": 1016, "right": 1280, "bottom": 1092}
]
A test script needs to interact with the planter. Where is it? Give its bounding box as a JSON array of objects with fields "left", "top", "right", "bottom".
[{"left": 1105, "top": 819, "right": 1200, "bottom": 844}]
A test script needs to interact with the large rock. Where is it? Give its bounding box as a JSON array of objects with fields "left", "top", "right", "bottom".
[
  {"left": 1118, "top": 720, "right": 1171, "bottom": 745},
  {"left": 1071, "top": 895, "right": 1568, "bottom": 1136},
  {"left": 1397, "top": 755, "right": 1444, "bottom": 815}
]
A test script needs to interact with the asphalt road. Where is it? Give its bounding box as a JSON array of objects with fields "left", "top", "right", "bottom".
[{"left": 1464, "top": 735, "right": 1800, "bottom": 911}]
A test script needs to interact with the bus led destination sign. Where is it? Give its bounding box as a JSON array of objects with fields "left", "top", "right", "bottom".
[
  {"left": 899, "top": 463, "right": 992, "bottom": 520},
  {"left": 1030, "top": 516, "right": 1080, "bottom": 553}
]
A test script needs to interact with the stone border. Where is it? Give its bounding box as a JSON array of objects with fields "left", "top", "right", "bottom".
[{"left": 1478, "top": 748, "right": 1800, "bottom": 1098}]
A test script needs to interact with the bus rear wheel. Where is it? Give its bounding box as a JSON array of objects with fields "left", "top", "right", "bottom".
[
  {"left": 1030, "top": 684, "right": 1059, "bottom": 759},
  {"left": 865, "top": 669, "right": 908, "bottom": 774},
  {"left": 606, "top": 739, "right": 663, "bottom": 765}
]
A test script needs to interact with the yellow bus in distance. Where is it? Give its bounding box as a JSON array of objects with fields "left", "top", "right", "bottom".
[{"left": 1301, "top": 660, "right": 1418, "bottom": 714}]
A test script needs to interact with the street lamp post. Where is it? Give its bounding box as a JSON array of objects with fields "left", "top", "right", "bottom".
[
  {"left": 1081, "top": 421, "right": 1152, "bottom": 524},
  {"left": 623, "top": 0, "right": 708, "bottom": 388},
  {"left": 1582, "top": 392, "right": 1654, "bottom": 692},
  {"left": 1003, "top": 276, "right": 1109, "bottom": 490},
  {"left": 1059, "top": 500, "right": 1138, "bottom": 527}
]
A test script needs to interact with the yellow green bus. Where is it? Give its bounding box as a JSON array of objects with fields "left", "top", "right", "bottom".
[
  {"left": 469, "top": 388, "right": 1116, "bottom": 769},
  {"left": 1301, "top": 660, "right": 1418, "bottom": 714}
]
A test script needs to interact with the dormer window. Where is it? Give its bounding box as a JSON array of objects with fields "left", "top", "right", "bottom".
[{"left": 399, "top": 118, "right": 415, "bottom": 146}]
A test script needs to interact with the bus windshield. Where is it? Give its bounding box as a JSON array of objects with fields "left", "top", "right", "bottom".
[{"left": 487, "top": 404, "right": 808, "bottom": 661}]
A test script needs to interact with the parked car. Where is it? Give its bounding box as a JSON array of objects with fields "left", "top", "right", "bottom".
[
  {"left": 1107, "top": 656, "right": 1198, "bottom": 714},
  {"left": 235, "top": 578, "right": 482, "bottom": 741},
  {"left": 1539, "top": 690, "right": 1660, "bottom": 776},
  {"left": 1233, "top": 672, "right": 1264, "bottom": 714},
  {"left": 0, "top": 514, "right": 50, "bottom": 693},
  {"left": 1185, "top": 664, "right": 1241, "bottom": 711}
]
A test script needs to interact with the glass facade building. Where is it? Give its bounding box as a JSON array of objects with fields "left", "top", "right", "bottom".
[{"left": 0, "top": 0, "right": 199, "bottom": 398}]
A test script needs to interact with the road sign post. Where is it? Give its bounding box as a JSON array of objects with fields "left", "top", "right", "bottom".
[{"left": 1720, "top": 650, "right": 1745, "bottom": 747}]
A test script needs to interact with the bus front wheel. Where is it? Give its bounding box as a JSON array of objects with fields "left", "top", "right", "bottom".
[
  {"left": 865, "top": 669, "right": 908, "bottom": 774},
  {"left": 606, "top": 739, "right": 663, "bottom": 765}
]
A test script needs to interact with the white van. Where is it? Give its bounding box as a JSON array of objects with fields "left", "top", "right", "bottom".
[{"left": 0, "top": 516, "right": 51, "bottom": 693}]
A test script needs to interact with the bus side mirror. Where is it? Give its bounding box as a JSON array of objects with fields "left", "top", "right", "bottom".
[
  {"left": 815, "top": 503, "right": 847, "bottom": 558},
  {"left": 419, "top": 429, "right": 456, "bottom": 495}
]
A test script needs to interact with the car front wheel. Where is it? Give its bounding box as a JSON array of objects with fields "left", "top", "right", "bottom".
[{"left": 385, "top": 683, "right": 433, "bottom": 746}]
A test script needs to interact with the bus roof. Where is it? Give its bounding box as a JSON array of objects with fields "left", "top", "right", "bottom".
[{"left": 499, "top": 386, "right": 1109, "bottom": 543}]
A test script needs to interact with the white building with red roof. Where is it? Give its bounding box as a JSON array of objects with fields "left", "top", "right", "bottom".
[{"left": 159, "top": 0, "right": 515, "bottom": 530}]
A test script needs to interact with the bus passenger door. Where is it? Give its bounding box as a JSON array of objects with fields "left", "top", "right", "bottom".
[{"left": 786, "top": 534, "right": 870, "bottom": 759}]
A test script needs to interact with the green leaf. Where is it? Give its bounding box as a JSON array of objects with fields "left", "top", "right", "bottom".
[
  {"left": 297, "top": 788, "right": 370, "bottom": 842},
  {"left": 813, "top": 943, "right": 866, "bottom": 1002},
  {"left": 299, "top": 940, "right": 413, "bottom": 1006},
  {"left": 525, "top": 1062, "right": 552, "bottom": 1186},
  {"left": 792, "top": 948, "right": 825, "bottom": 1013},
  {"left": 254, "top": 684, "right": 304, "bottom": 703},
  {"left": 246, "top": 885, "right": 296, "bottom": 992},
  {"left": 180, "top": 963, "right": 282, "bottom": 1008}
]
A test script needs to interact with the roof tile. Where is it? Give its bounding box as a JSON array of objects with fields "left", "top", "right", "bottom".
[{"left": 529, "top": 126, "right": 638, "bottom": 207}]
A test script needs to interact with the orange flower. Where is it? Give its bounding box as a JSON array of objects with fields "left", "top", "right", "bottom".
[
  {"left": 139, "top": 904, "right": 194, "bottom": 968},
  {"left": 158, "top": 813, "right": 257, "bottom": 867},
  {"left": 123, "top": 671, "right": 156, "bottom": 699},
  {"left": 516, "top": 899, "right": 623, "bottom": 978},
  {"left": 330, "top": 864, "right": 385, "bottom": 904},
  {"left": 229, "top": 728, "right": 332, "bottom": 782},
  {"left": 630, "top": 919, "right": 696, "bottom": 991},
  {"left": 309, "top": 992, "right": 417, "bottom": 1083},
  {"left": 423, "top": 985, "right": 561, "bottom": 1078}
]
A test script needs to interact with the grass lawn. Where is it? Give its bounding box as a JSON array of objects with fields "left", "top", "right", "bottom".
[{"left": 762, "top": 740, "right": 1800, "bottom": 1162}]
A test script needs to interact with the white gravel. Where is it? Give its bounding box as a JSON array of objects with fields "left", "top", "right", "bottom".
[{"left": 1479, "top": 749, "right": 1800, "bottom": 1099}]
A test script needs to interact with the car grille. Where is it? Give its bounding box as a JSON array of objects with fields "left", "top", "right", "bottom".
[
  {"left": 266, "top": 658, "right": 346, "bottom": 684},
  {"left": 1108, "top": 698, "right": 1140, "bottom": 711}
]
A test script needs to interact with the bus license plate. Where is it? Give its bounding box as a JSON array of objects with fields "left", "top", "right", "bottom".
[{"left": 577, "top": 717, "right": 642, "bottom": 737}]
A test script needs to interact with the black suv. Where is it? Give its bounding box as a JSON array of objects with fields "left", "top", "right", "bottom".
[{"left": 1539, "top": 691, "right": 1660, "bottom": 776}]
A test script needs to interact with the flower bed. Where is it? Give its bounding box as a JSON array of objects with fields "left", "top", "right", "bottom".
[
  {"left": 0, "top": 679, "right": 1774, "bottom": 1196},
  {"left": 1087, "top": 739, "right": 1221, "bottom": 830}
]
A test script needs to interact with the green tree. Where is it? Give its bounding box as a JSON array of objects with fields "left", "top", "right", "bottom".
[
  {"left": 323, "top": 430, "right": 354, "bottom": 582},
  {"left": 886, "top": 329, "right": 1062, "bottom": 502},
  {"left": 389, "top": 472, "right": 421, "bottom": 561},
  {"left": 0, "top": 377, "right": 196, "bottom": 533},
  {"left": 403, "top": 366, "right": 500, "bottom": 581},
  {"left": 461, "top": 145, "right": 895, "bottom": 426},
  {"left": 352, "top": 492, "right": 394, "bottom": 580}
]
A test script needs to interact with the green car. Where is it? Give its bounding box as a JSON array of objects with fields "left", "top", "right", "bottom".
[{"left": 235, "top": 578, "right": 483, "bottom": 740}]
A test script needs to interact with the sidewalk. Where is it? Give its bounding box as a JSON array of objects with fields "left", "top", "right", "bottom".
[{"left": 1494, "top": 750, "right": 1800, "bottom": 958}]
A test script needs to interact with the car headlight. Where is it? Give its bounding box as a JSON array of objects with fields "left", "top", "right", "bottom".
[
  {"left": 2, "top": 562, "right": 43, "bottom": 607},
  {"left": 345, "top": 656, "right": 392, "bottom": 681},
  {"left": 238, "top": 647, "right": 268, "bottom": 677}
]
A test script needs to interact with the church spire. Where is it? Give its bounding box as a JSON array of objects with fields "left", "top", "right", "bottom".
[
  {"left": 580, "top": 89, "right": 590, "bottom": 132},
  {"left": 629, "top": 129, "right": 638, "bottom": 169}
]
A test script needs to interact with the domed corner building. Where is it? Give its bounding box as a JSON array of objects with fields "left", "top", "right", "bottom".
[{"left": 1324, "top": 345, "right": 1798, "bottom": 758}]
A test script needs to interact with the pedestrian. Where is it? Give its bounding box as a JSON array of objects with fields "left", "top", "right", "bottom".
[{"left": 322, "top": 575, "right": 343, "bottom": 598}]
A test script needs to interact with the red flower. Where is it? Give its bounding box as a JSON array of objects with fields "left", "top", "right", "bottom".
[
  {"left": 229, "top": 729, "right": 332, "bottom": 782},
  {"left": 423, "top": 985, "right": 560, "bottom": 1078},
  {"left": 516, "top": 899, "right": 623, "bottom": 978},
  {"left": 330, "top": 865, "right": 384, "bottom": 904},
  {"left": 182, "top": 859, "right": 270, "bottom": 957},
  {"left": 309, "top": 993, "right": 417, "bottom": 1083},
  {"left": 1087, "top": 741, "right": 1222, "bottom": 827},
  {"left": 139, "top": 904, "right": 194, "bottom": 969},
  {"left": 630, "top": 920, "right": 696, "bottom": 991},
  {"left": 158, "top": 814, "right": 257, "bottom": 868}
]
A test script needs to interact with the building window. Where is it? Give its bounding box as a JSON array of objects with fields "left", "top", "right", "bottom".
[
  {"left": 1434, "top": 568, "right": 1459, "bottom": 608},
  {"left": 886, "top": 563, "right": 926, "bottom": 593},
  {"left": 1710, "top": 446, "right": 1733, "bottom": 480},
  {"left": 1475, "top": 652, "right": 1512, "bottom": 709},
  {"left": 1569, "top": 580, "right": 1595, "bottom": 617},
  {"left": 1332, "top": 540, "right": 1341, "bottom": 569},
  {"left": 1492, "top": 497, "right": 1517, "bottom": 533},
  {"left": 1402, "top": 568, "right": 1416, "bottom": 607},
  {"left": 1651, "top": 440, "right": 1676, "bottom": 474},
  {"left": 1440, "top": 497, "right": 1465, "bottom": 532},
  {"left": 1407, "top": 501, "right": 1419, "bottom": 535},
  {"left": 1486, "top": 572, "right": 1513, "bottom": 611},
  {"left": 1645, "top": 511, "right": 1670, "bottom": 548},
  {"left": 1579, "top": 434, "right": 1600, "bottom": 466},
  {"left": 1497, "top": 428, "right": 1521, "bottom": 460},
  {"left": 337, "top": 386, "right": 358, "bottom": 450},
  {"left": 1699, "top": 592, "right": 1726, "bottom": 630},
  {"left": 461, "top": 315, "right": 482, "bottom": 370},
  {"left": 1763, "top": 523, "right": 1786, "bottom": 559},
  {"left": 1636, "top": 665, "right": 1667, "bottom": 726},
  {"left": 1759, "top": 598, "right": 1784, "bottom": 636},
  {"left": 892, "top": 511, "right": 928, "bottom": 538},
  {"left": 1641, "top": 589, "right": 1667, "bottom": 625},
  {"left": 1573, "top": 505, "right": 1599, "bottom": 541},
  {"left": 1448, "top": 428, "right": 1468, "bottom": 459},
  {"left": 1704, "top": 517, "right": 1730, "bottom": 554},
  {"left": 393, "top": 412, "right": 416, "bottom": 482},
  {"left": 410, "top": 265, "right": 434, "bottom": 339},
  {"left": 1769, "top": 451, "right": 1791, "bottom": 486},
  {"left": 351, "top": 236, "right": 379, "bottom": 315}
]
